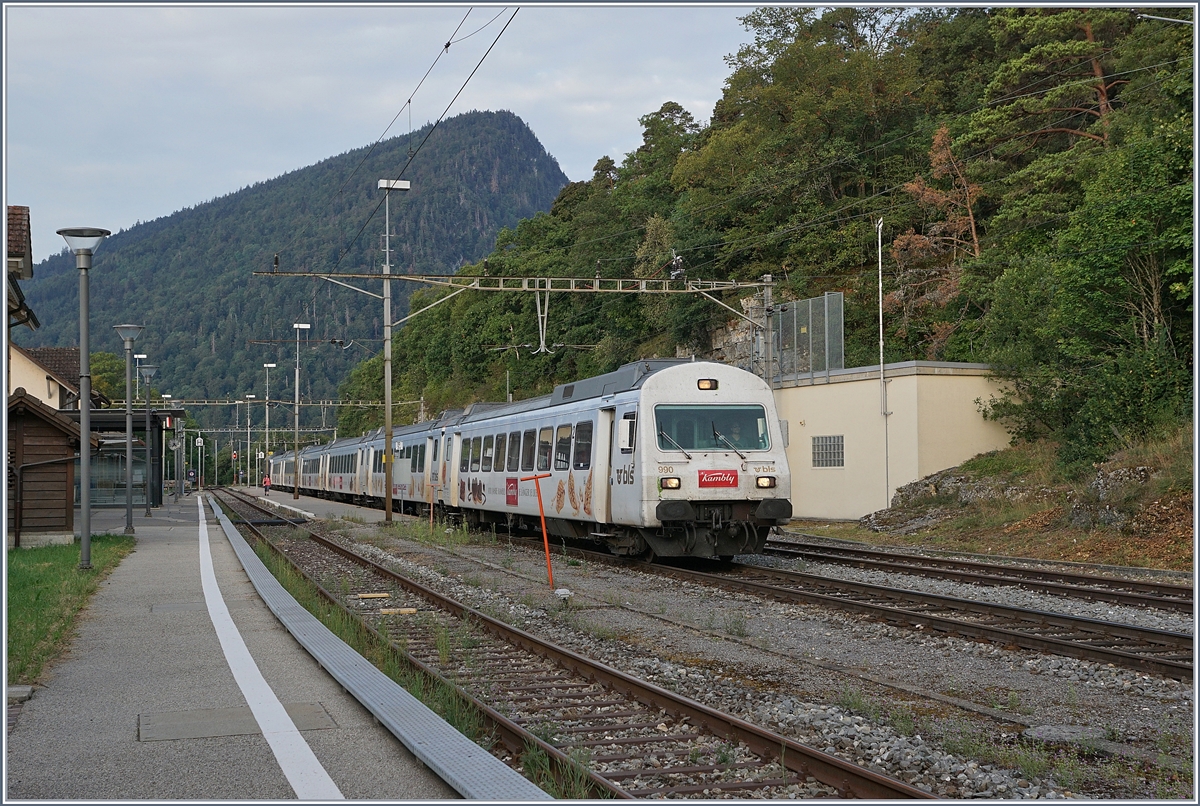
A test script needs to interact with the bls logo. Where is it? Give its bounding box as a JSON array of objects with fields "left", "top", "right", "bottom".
[
  {"left": 506, "top": 477, "right": 518, "bottom": 506},
  {"left": 614, "top": 464, "right": 636, "bottom": 485}
]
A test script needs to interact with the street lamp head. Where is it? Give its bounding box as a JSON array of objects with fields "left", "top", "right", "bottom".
[
  {"left": 246, "top": 394, "right": 256, "bottom": 399},
  {"left": 378, "top": 179, "right": 411, "bottom": 192},
  {"left": 134, "top": 353, "right": 147, "bottom": 360},
  {"left": 57, "top": 227, "right": 111, "bottom": 254},
  {"left": 113, "top": 323, "right": 144, "bottom": 343},
  {"left": 264, "top": 363, "right": 276, "bottom": 368},
  {"left": 140, "top": 364, "right": 159, "bottom": 381},
  {"left": 293, "top": 323, "right": 310, "bottom": 330}
]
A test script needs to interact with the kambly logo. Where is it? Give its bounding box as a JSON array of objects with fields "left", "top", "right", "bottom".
[
  {"left": 506, "top": 477, "right": 519, "bottom": 506},
  {"left": 698, "top": 470, "right": 738, "bottom": 488}
]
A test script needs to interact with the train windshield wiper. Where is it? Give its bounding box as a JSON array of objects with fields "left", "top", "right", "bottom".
[
  {"left": 712, "top": 423, "right": 747, "bottom": 459},
  {"left": 657, "top": 428, "right": 692, "bottom": 460}
]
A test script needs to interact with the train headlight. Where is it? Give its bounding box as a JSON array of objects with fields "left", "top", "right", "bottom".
[
  {"left": 660, "top": 476, "right": 681, "bottom": 490},
  {"left": 755, "top": 475, "right": 777, "bottom": 489},
  {"left": 697, "top": 378, "right": 718, "bottom": 390}
]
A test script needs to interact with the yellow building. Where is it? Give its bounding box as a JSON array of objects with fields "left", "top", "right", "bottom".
[{"left": 775, "top": 361, "right": 1011, "bottom": 520}]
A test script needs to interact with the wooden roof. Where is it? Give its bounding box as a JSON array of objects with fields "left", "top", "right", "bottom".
[{"left": 8, "top": 387, "right": 99, "bottom": 448}]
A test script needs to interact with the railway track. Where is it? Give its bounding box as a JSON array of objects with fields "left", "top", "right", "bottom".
[
  {"left": 766, "top": 537, "right": 1194, "bottom": 613},
  {"left": 654, "top": 561, "right": 1193, "bottom": 681},
  {"left": 214, "top": 489, "right": 931, "bottom": 800},
  {"left": 480, "top": 532, "right": 1192, "bottom": 681}
]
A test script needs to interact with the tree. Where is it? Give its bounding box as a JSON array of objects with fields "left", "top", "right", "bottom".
[{"left": 90, "top": 352, "right": 124, "bottom": 402}]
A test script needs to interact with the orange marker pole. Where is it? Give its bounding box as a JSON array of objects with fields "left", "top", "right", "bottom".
[{"left": 521, "top": 473, "right": 554, "bottom": 588}]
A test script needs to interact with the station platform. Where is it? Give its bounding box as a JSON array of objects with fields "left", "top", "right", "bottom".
[{"left": 4, "top": 491, "right": 543, "bottom": 800}]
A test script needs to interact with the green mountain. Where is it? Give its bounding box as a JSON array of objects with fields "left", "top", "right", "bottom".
[{"left": 15, "top": 110, "right": 568, "bottom": 427}]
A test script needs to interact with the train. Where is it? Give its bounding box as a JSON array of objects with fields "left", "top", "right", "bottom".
[{"left": 269, "top": 359, "right": 792, "bottom": 559}]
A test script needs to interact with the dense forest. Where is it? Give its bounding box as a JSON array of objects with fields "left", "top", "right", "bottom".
[
  {"left": 15, "top": 110, "right": 568, "bottom": 426},
  {"left": 338, "top": 7, "right": 1193, "bottom": 469}
]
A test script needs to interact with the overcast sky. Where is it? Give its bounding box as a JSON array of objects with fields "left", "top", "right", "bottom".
[{"left": 4, "top": 3, "right": 758, "bottom": 262}]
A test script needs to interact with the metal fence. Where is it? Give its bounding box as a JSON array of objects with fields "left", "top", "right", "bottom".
[{"left": 775, "top": 291, "right": 844, "bottom": 385}]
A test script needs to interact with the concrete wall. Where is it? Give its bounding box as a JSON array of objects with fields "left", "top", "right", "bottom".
[{"left": 774, "top": 362, "right": 1011, "bottom": 520}]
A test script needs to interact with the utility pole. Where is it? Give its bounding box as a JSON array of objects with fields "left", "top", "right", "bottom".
[
  {"left": 762, "top": 274, "right": 774, "bottom": 386},
  {"left": 293, "top": 322, "right": 309, "bottom": 499},
  {"left": 379, "top": 179, "right": 410, "bottom": 523}
]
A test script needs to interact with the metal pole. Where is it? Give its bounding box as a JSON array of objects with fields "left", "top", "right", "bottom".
[
  {"left": 143, "top": 376, "right": 152, "bottom": 516},
  {"left": 121, "top": 335, "right": 136, "bottom": 533},
  {"left": 78, "top": 254, "right": 93, "bottom": 567},
  {"left": 294, "top": 324, "right": 308, "bottom": 499},
  {"left": 762, "top": 273, "right": 774, "bottom": 386},
  {"left": 877, "top": 217, "right": 890, "bottom": 508},
  {"left": 246, "top": 397, "right": 252, "bottom": 489},
  {"left": 384, "top": 186, "right": 394, "bottom": 523}
]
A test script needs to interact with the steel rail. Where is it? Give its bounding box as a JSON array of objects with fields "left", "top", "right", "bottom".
[
  {"left": 213, "top": 489, "right": 622, "bottom": 799},
  {"left": 765, "top": 539, "right": 1194, "bottom": 612},
  {"left": 215, "top": 488, "right": 934, "bottom": 800},
  {"left": 490, "top": 534, "right": 1192, "bottom": 680},
  {"left": 655, "top": 563, "right": 1193, "bottom": 680}
]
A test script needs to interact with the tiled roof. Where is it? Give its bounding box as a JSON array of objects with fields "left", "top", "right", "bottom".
[
  {"left": 27, "top": 347, "right": 80, "bottom": 386},
  {"left": 7, "top": 205, "right": 31, "bottom": 260}
]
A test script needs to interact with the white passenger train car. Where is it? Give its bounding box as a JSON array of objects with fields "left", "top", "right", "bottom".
[{"left": 271, "top": 359, "right": 792, "bottom": 559}]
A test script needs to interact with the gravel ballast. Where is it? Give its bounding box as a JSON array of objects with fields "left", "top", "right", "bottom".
[{"left": 312, "top": 521, "right": 1194, "bottom": 799}]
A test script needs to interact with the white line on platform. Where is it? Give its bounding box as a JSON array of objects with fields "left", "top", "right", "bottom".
[{"left": 197, "top": 495, "right": 343, "bottom": 799}]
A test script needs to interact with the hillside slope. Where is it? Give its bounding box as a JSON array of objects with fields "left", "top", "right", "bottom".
[{"left": 15, "top": 110, "right": 568, "bottom": 424}]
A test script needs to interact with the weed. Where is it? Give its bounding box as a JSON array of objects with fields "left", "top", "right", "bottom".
[
  {"left": 836, "top": 687, "right": 882, "bottom": 722},
  {"left": 715, "top": 743, "right": 735, "bottom": 765},
  {"left": 501, "top": 556, "right": 515, "bottom": 570},
  {"left": 721, "top": 612, "right": 749, "bottom": 637},
  {"left": 1065, "top": 683, "right": 1080, "bottom": 707},
  {"left": 434, "top": 623, "right": 453, "bottom": 667},
  {"left": 889, "top": 705, "right": 916, "bottom": 736}
]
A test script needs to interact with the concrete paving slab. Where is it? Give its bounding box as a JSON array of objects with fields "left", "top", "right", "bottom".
[{"left": 138, "top": 702, "right": 336, "bottom": 741}]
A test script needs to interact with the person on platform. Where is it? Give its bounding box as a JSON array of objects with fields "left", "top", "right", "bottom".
[{"left": 263, "top": 475, "right": 271, "bottom": 496}]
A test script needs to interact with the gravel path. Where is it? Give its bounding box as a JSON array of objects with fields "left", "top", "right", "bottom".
[{"left": 322, "top": 522, "right": 1193, "bottom": 799}]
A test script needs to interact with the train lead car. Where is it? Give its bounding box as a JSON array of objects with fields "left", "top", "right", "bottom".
[{"left": 271, "top": 359, "right": 792, "bottom": 559}]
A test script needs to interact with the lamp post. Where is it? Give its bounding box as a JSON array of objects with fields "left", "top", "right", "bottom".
[
  {"left": 58, "top": 227, "right": 110, "bottom": 569},
  {"left": 293, "top": 323, "right": 310, "bottom": 499},
  {"left": 160, "top": 394, "right": 172, "bottom": 502},
  {"left": 139, "top": 363, "right": 158, "bottom": 516},
  {"left": 263, "top": 362, "right": 276, "bottom": 464},
  {"left": 134, "top": 353, "right": 147, "bottom": 399},
  {"left": 245, "top": 394, "right": 255, "bottom": 487},
  {"left": 113, "top": 324, "right": 143, "bottom": 534},
  {"left": 379, "top": 178, "right": 410, "bottom": 523}
]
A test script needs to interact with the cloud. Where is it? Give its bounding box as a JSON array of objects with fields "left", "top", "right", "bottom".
[{"left": 5, "top": 5, "right": 749, "bottom": 261}]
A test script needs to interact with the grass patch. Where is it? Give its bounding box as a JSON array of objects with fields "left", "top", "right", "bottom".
[{"left": 7, "top": 535, "right": 136, "bottom": 685}]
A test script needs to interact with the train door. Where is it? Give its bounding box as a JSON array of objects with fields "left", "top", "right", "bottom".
[
  {"left": 449, "top": 433, "right": 462, "bottom": 506},
  {"left": 608, "top": 404, "right": 640, "bottom": 525},
  {"left": 592, "top": 408, "right": 615, "bottom": 523}
]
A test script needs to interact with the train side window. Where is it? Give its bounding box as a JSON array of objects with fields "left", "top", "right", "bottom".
[
  {"left": 553, "top": 425, "right": 572, "bottom": 471},
  {"left": 470, "top": 437, "right": 482, "bottom": 472},
  {"left": 417, "top": 443, "right": 426, "bottom": 472},
  {"left": 494, "top": 433, "right": 506, "bottom": 471},
  {"left": 520, "top": 430, "right": 536, "bottom": 471},
  {"left": 481, "top": 435, "right": 494, "bottom": 472},
  {"left": 508, "top": 431, "right": 522, "bottom": 471},
  {"left": 431, "top": 437, "right": 439, "bottom": 465},
  {"left": 410, "top": 445, "right": 418, "bottom": 473},
  {"left": 573, "top": 421, "right": 593, "bottom": 470},
  {"left": 459, "top": 437, "right": 470, "bottom": 472},
  {"left": 537, "top": 427, "right": 553, "bottom": 471},
  {"left": 619, "top": 411, "right": 637, "bottom": 453}
]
